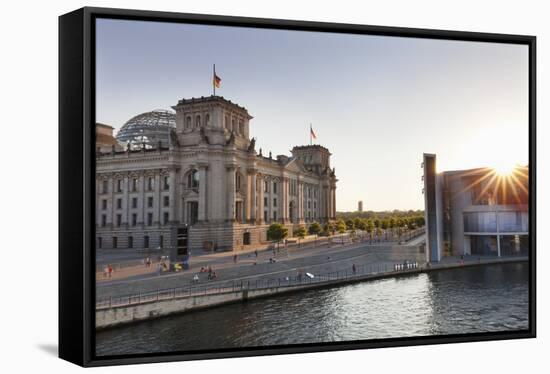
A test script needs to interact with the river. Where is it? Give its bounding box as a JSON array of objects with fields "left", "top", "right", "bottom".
[{"left": 96, "top": 262, "right": 529, "bottom": 356}]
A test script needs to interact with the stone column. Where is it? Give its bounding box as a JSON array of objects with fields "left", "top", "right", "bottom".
[
  {"left": 257, "top": 175, "right": 264, "bottom": 224},
  {"left": 108, "top": 175, "right": 114, "bottom": 226},
  {"left": 123, "top": 173, "right": 129, "bottom": 225},
  {"left": 332, "top": 187, "right": 336, "bottom": 219},
  {"left": 198, "top": 163, "right": 208, "bottom": 222},
  {"left": 281, "top": 177, "right": 288, "bottom": 223},
  {"left": 155, "top": 170, "right": 162, "bottom": 225},
  {"left": 138, "top": 172, "right": 145, "bottom": 225},
  {"left": 267, "top": 179, "right": 272, "bottom": 223},
  {"left": 248, "top": 169, "right": 257, "bottom": 224},
  {"left": 298, "top": 180, "right": 304, "bottom": 223},
  {"left": 169, "top": 168, "right": 177, "bottom": 223},
  {"left": 226, "top": 164, "right": 236, "bottom": 222}
]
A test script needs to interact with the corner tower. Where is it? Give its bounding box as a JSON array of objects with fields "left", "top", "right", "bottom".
[{"left": 172, "top": 96, "right": 253, "bottom": 149}]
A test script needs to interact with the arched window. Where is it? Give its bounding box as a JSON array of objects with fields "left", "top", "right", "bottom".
[
  {"left": 186, "top": 116, "right": 192, "bottom": 129},
  {"left": 232, "top": 119, "right": 236, "bottom": 132},
  {"left": 239, "top": 120, "right": 244, "bottom": 135},
  {"left": 195, "top": 115, "right": 201, "bottom": 128},
  {"left": 225, "top": 115, "right": 230, "bottom": 130},
  {"left": 187, "top": 169, "right": 199, "bottom": 189},
  {"left": 205, "top": 114, "right": 210, "bottom": 125}
]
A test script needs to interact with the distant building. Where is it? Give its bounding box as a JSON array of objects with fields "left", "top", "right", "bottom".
[
  {"left": 358, "top": 201, "right": 363, "bottom": 212},
  {"left": 95, "top": 96, "right": 338, "bottom": 257},
  {"left": 423, "top": 153, "right": 528, "bottom": 262}
]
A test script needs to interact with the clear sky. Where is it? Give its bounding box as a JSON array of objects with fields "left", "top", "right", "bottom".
[{"left": 96, "top": 18, "right": 529, "bottom": 212}]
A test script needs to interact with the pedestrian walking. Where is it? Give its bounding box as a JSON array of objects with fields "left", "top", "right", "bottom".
[
  {"left": 352, "top": 263, "right": 357, "bottom": 274},
  {"left": 103, "top": 266, "right": 109, "bottom": 278},
  {"left": 107, "top": 264, "right": 113, "bottom": 278},
  {"left": 254, "top": 249, "right": 258, "bottom": 258},
  {"left": 233, "top": 254, "right": 238, "bottom": 264}
]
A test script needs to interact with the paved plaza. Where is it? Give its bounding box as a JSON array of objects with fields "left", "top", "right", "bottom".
[{"left": 96, "top": 236, "right": 425, "bottom": 299}]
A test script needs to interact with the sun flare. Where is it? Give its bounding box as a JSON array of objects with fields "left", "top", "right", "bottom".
[{"left": 494, "top": 162, "right": 517, "bottom": 176}]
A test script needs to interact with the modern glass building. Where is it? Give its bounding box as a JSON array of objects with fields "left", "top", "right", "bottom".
[{"left": 423, "top": 153, "right": 528, "bottom": 262}]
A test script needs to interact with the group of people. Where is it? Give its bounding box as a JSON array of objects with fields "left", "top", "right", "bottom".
[{"left": 196, "top": 266, "right": 218, "bottom": 281}]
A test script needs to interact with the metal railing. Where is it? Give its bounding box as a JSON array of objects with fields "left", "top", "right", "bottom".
[{"left": 96, "top": 260, "right": 421, "bottom": 310}]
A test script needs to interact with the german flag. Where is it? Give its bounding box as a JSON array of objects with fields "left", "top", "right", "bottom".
[
  {"left": 310, "top": 124, "right": 317, "bottom": 140},
  {"left": 213, "top": 71, "right": 221, "bottom": 88}
]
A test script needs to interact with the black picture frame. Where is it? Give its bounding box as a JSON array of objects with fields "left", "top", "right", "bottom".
[{"left": 59, "top": 6, "right": 536, "bottom": 367}]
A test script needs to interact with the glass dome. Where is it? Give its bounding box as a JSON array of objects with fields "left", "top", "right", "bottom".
[{"left": 116, "top": 109, "right": 176, "bottom": 149}]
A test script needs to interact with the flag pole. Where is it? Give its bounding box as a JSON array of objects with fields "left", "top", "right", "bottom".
[{"left": 213, "top": 64, "right": 216, "bottom": 96}]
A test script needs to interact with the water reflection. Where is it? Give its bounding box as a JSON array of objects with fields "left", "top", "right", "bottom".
[{"left": 96, "top": 263, "right": 528, "bottom": 356}]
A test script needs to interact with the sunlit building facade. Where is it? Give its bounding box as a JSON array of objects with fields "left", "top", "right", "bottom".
[
  {"left": 423, "top": 153, "right": 529, "bottom": 262},
  {"left": 95, "top": 96, "right": 338, "bottom": 257}
]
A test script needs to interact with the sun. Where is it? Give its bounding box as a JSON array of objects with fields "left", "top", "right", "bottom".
[{"left": 494, "top": 162, "right": 517, "bottom": 176}]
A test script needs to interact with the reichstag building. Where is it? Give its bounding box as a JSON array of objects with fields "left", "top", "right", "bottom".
[{"left": 96, "top": 96, "right": 338, "bottom": 257}]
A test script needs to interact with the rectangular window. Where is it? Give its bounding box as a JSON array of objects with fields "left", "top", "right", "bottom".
[
  {"left": 147, "top": 213, "right": 153, "bottom": 226},
  {"left": 131, "top": 213, "right": 137, "bottom": 226},
  {"left": 314, "top": 188, "right": 317, "bottom": 198},
  {"left": 116, "top": 198, "right": 122, "bottom": 209},
  {"left": 264, "top": 181, "right": 269, "bottom": 192},
  {"left": 308, "top": 188, "right": 311, "bottom": 198},
  {"left": 116, "top": 179, "right": 123, "bottom": 193},
  {"left": 116, "top": 214, "right": 121, "bottom": 227},
  {"left": 313, "top": 201, "right": 317, "bottom": 209},
  {"left": 102, "top": 180, "right": 108, "bottom": 194},
  {"left": 159, "top": 235, "right": 164, "bottom": 248},
  {"left": 163, "top": 196, "right": 170, "bottom": 207},
  {"left": 101, "top": 214, "right": 106, "bottom": 227},
  {"left": 128, "top": 236, "right": 133, "bottom": 248},
  {"left": 98, "top": 237, "right": 102, "bottom": 249},
  {"left": 148, "top": 177, "right": 154, "bottom": 191},
  {"left": 264, "top": 197, "right": 268, "bottom": 207},
  {"left": 273, "top": 198, "right": 277, "bottom": 207},
  {"left": 163, "top": 212, "right": 169, "bottom": 225},
  {"left": 187, "top": 201, "right": 199, "bottom": 225},
  {"left": 112, "top": 237, "right": 118, "bottom": 249},
  {"left": 147, "top": 196, "right": 153, "bottom": 208},
  {"left": 132, "top": 197, "right": 137, "bottom": 209},
  {"left": 163, "top": 176, "right": 169, "bottom": 190},
  {"left": 132, "top": 178, "right": 138, "bottom": 192},
  {"left": 143, "top": 235, "right": 150, "bottom": 249},
  {"left": 101, "top": 199, "right": 107, "bottom": 210},
  {"left": 273, "top": 211, "right": 277, "bottom": 221},
  {"left": 308, "top": 201, "right": 311, "bottom": 209},
  {"left": 273, "top": 182, "right": 277, "bottom": 194},
  {"left": 264, "top": 210, "right": 268, "bottom": 222}
]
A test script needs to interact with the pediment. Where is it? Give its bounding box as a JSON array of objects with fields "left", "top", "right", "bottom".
[{"left": 283, "top": 158, "right": 306, "bottom": 173}]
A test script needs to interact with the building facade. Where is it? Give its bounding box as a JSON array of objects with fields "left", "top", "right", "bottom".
[
  {"left": 96, "top": 96, "right": 337, "bottom": 258},
  {"left": 423, "top": 153, "right": 528, "bottom": 262}
]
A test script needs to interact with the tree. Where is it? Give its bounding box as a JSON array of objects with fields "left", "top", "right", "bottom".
[
  {"left": 323, "top": 221, "right": 335, "bottom": 236},
  {"left": 336, "top": 220, "right": 347, "bottom": 244},
  {"left": 345, "top": 219, "right": 355, "bottom": 231},
  {"left": 308, "top": 222, "right": 322, "bottom": 236},
  {"left": 295, "top": 225, "right": 306, "bottom": 247},
  {"left": 356, "top": 218, "right": 367, "bottom": 231},
  {"left": 353, "top": 217, "right": 363, "bottom": 230},
  {"left": 267, "top": 223, "right": 288, "bottom": 250},
  {"left": 366, "top": 219, "right": 374, "bottom": 234}
]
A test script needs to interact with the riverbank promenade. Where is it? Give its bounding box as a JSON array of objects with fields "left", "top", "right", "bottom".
[{"left": 96, "top": 232, "right": 425, "bottom": 298}]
